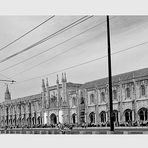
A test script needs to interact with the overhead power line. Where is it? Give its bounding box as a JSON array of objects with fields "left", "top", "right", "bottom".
[
  {"left": 0, "top": 15, "right": 55, "bottom": 52},
  {"left": 0, "top": 16, "right": 113, "bottom": 73},
  {"left": 1, "top": 17, "right": 109, "bottom": 74},
  {"left": 9, "top": 42, "right": 88, "bottom": 78},
  {"left": 0, "top": 15, "right": 93, "bottom": 64},
  {"left": 15, "top": 40, "right": 148, "bottom": 84}
]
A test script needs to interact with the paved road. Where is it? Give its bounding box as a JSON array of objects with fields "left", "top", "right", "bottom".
[{"left": 1, "top": 127, "right": 148, "bottom": 134}]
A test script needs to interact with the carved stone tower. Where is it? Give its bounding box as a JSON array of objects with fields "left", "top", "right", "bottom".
[
  {"left": 46, "top": 78, "right": 50, "bottom": 108},
  {"left": 56, "top": 75, "right": 60, "bottom": 107},
  {"left": 60, "top": 73, "right": 70, "bottom": 124},
  {"left": 41, "top": 79, "right": 46, "bottom": 124},
  {"left": 41, "top": 79, "right": 46, "bottom": 109},
  {"left": 5, "top": 84, "right": 11, "bottom": 101},
  {"left": 61, "top": 73, "right": 67, "bottom": 105}
]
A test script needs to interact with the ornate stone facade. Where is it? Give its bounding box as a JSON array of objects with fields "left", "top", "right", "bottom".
[{"left": 1, "top": 68, "right": 148, "bottom": 127}]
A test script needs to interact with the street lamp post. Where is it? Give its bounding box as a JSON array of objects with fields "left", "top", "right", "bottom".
[{"left": 106, "top": 15, "right": 114, "bottom": 132}]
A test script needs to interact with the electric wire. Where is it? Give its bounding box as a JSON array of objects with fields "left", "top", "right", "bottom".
[
  {"left": 0, "top": 16, "right": 93, "bottom": 64},
  {"left": 6, "top": 19, "right": 112, "bottom": 77},
  {"left": 0, "top": 16, "right": 112, "bottom": 73},
  {"left": 15, "top": 39, "right": 148, "bottom": 84},
  {"left": 0, "top": 15, "right": 55, "bottom": 52},
  {"left": 9, "top": 42, "right": 92, "bottom": 78}
]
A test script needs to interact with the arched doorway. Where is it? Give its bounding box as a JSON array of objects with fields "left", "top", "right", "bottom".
[
  {"left": 17, "top": 118, "right": 20, "bottom": 127},
  {"left": 32, "top": 117, "right": 35, "bottom": 125},
  {"left": 1, "top": 120, "right": 4, "bottom": 127},
  {"left": 113, "top": 110, "right": 118, "bottom": 122},
  {"left": 89, "top": 112, "right": 95, "bottom": 124},
  {"left": 100, "top": 111, "right": 106, "bottom": 123},
  {"left": 9, "top": 119, "right": 11, "bottom": 125},
  {"left": 34, "top": 112, "right": 36, "bottom": 125},
  {"left": 72, "top": 113, "right": 76, "bottom": 124},
  {"left": 13, "top": 119, "right": 15, "bottom": 125},
  {"left": 113, "top": 110, "right": 118, "bottom": 126},
  {"left": 50, "top": 113, "right": 57, "bottom": 124},
  {"left": 27, "top": 117, "right": 30, "bottom": 126},
  {"left": 124, "top": 109, "right": 132, "bottom": 122},
  {"left": 21, "top": 118, "right": 23, "bottom": 126},
  {"left": 79, "top": 96, "right": 85, "bottom": 124},
  {"left": 14, "top": 115, "right": 17, "bottom": 126},
  {"left": 10, "top": 115, "right": 12, "bottom": 125},
  {"left": 37, "top": 116, "right": 41, "bottom": 125},
  {"left": 138, "top": 108, "right": 148, "bottom": 121},
  {"left": 23, "top": 114, "right": 26, "bottom": 125}
]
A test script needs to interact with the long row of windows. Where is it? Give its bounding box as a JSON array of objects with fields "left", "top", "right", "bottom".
[
  {"left": 71, "top": 90, "right": 117, "bottom": 106},
  {"left": 71, "top": 84, "right": 147, "bottom": 107},
  {"left": 88, "top": 84, "right": 146, "bottom": 104},
  {"left": 125, "top": 84, "right": 146, "bottom": 99},
  {"left": 91, "top": 90, "right": 117, "bottom": 104}
]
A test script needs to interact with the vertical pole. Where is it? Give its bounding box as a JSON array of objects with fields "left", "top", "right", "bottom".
[
  {"left": 29, "top": 102, "right": 32, "bottom": 128},
  {"left": 106, "top": 15, "right": 114, "bottom": 131},
  {"left": 20, "top": 103, "right": 21, "bottom": 127}
]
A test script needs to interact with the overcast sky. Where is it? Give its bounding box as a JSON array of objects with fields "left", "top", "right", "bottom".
[{"left": 0, "top": 15, "right": 148, "bottom": 102}]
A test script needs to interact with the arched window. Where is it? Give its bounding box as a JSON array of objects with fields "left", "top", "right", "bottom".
[
  {"left": 100, "top": 111, "right": 106, "bottom": 123},
  {"left": 100, "top": 92, "right": 105, "bottom": 102},
  {"left": 126, "top": 88, "right": 131, "bottom": 98},
  {"left": 140, "top": 85, "right": 145, "bottom": 97},
  {"left": 90, "top": 94, "right": 95, "bottom": 104},
  {"left": 37, "top": 116, "right": 41, "bottom": 125},
  {"left": 72, "top": 113, "right": 76, "bottom": 124},
  {"left": 50, "top": 113, "right": 57, "bottom": 124},
  {"left": 72, "top": 97, "right": 77, "bottom": 106},
  {"left": 27, "top": 117, "right": 30, "bottom": 126},
  {"left": 124, "top": 109, "right": 132, "bottom": 122},
  {"left": 138, "top": 108, "right": 148, "bottom": 121},
  {"left": 113, "top": 90, "right": 117, "bottom": 100},
  {"left": 80, "top": 97, "right": 85, "bottom": 104},
  {"left": 89, "top": 112, "right": 95, "bottom": 124}
]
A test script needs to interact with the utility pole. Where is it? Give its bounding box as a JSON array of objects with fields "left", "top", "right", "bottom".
[
  {"left": 106, "top": 15, "right": 114, "bottom": 131},
  {"left": 29, "top": 102, "right": 32, "bottom": 128}
]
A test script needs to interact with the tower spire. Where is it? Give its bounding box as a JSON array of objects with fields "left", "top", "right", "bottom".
[
  {"left": 5, "top": 84, "right": 11, "bottom": 101},
  {"left": 56, "top": 74, "right": 59, "bottom": 84},
  {"left": 46, "top": 78, "right": 49, "bottom": 87},
  {"left": 42, "top": 79, "right": 45, "bottom": 92},
  {"left": 64, "top": 72, "right": 67, "bottom": 82},
  {"left": 62, "top": 73, "right": 64, "bottom": 82}
]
